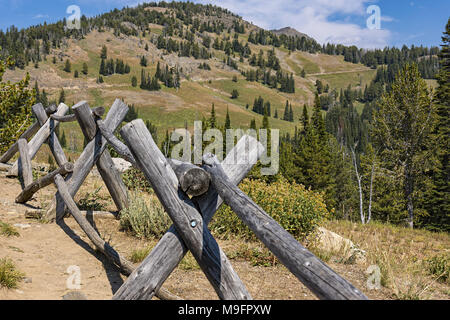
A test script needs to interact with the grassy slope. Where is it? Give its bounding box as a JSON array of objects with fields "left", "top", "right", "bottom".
[{"left": 4, "top": 21, "right": 377, "bottom": 157}]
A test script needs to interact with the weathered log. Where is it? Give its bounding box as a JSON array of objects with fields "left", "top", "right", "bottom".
[
  {"left": 92, "top": 107, "right": 105, "bottom": 118},
  {"left": 7, "top": 104, "right": 69, "bottom": 177},
  {"left": 32, "top": 103, "right": 68, "bottom": 168},
  {"left": 43, "top": 99, "right": 128, "bottom": 222},
  {"left": 118, "top": 119, "right": 251, "bottom": 300},
  {"left": 113, "top": 134, "right": 263, "bottom": 300},
  {"left": 96, "top": 119, "right": 138, "bottom": 167},
  {"left": 50, "top": 114, "right": 77, "bottom": 123},
  {"left": 17, "top": 139, "right": 33, "bottom": 188},
  {"left": 202, "top": 154, "right": 369, "bottom": 301},
  {"left": 169, "top": 159, "right": 210, "bottom": 197},
  {"left": 72, "top": 101, "right": 128, "bottom": 212},
  {"left": 16, "top": 162, "right": 74, "bottom": 204},
  {"left": 0, "top": 104, "right": 57, "bottom": 164}
]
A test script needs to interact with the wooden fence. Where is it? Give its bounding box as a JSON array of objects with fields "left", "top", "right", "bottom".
[{"left": 0, "top": 99, "right": 368, "bottom": 300}]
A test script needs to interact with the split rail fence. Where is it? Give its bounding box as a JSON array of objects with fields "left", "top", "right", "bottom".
[{"left": 0, "top": 99, "right": 368, "bottom": 300}]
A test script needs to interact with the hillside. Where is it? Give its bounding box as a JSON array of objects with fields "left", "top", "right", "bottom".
[{"left": 1, "top": 3, "right": 379, "bottom": 152}]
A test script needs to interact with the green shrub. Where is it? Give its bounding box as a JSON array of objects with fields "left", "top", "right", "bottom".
[
  {"left": 0, "top": 258, "right": 24, "bottom": 289},
  {"left": 119, "top": 191, "right": 172, "bottom": 239},
  {"left": 210, "top": 178, "right": 330, "bottom": 241},
  {"left": 122, "top": 168, "right": 153, "bottom": 193},
  {"left": 77, "top": 186, "right": 107, "bottom": 211},
  {"left": 426, "top": 253, "right": 449, "bottom": 283}
]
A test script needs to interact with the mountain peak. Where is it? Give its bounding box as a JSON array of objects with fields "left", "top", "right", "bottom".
[{"left": 271, "top": 27, "right": 313, "bottom": 41}]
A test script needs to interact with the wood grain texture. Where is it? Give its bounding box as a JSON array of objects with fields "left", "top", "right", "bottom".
[
  {"left": 33, "top": 103, "right": 68, "bottom": 168},
  {"left": 17, "top": 139, "right": 33, "bottom": 188},
  {"left": 118, "top": 119, "right": 250, "bottom": 300},
  {"left": 16, "top": 162, "right": 74, "bottom": 204},
  {"left": 7, "top": 103, "right": 69, "bottom": 176},
  {"left": 202, "top": 154, "right": 369, "bottom": 301},
  {"left": 72, "top": 101, "right": 128, "bottom": 212}
]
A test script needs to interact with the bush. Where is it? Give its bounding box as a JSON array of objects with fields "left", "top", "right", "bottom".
[
  {"left": 0, "top": 56, "right": 35, "bottom": 154},
  {"left": 119, "top": 192, "right": 172, "bottom": 239},
  {"left": 426, "top": 254, "right": 449, "bottom": 283},
  {"left": 122, "top": 167, "right": 153, "bottom": 193},
  {"left": 210, "top": 178, "right": 330, "bottom": 241}
]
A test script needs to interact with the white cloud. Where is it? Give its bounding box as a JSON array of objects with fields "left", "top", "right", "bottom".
[
  {"left": 194, "top": 0, "right": 392, "bottom": 48},
  {"left": 33, "top": 14, "right": 49, "bottom": 19}
]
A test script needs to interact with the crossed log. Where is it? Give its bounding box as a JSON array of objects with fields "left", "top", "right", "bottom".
[
  {"left": 7, "top": 103, "right": 69, "bottom": 177},
  {"left": 42, "top": 99, "right": 129, "bottom": 222},
  {"left": 113, "top": 126, "right": 263, "bottom": 300}
]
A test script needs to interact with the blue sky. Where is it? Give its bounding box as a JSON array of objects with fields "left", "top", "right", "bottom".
[{"left": 0, "top": 0, "right": 448, "bottom": 49}]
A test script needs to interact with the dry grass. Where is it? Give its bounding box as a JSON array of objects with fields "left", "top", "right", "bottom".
[
  {"left": 323, "top": 220, "right": 450, "bottom": 299},
  {"left": 0, "top": 258, "right": 24, "bottom": 289},
  {"left": 0, "top": 221, "right": 20, "bottom": 237}
]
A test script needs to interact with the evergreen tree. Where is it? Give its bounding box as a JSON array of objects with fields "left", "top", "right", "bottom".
[
  {"left": 82, "top": 62, "right": 88, "bottom": 75},
  {"left": 225, "top": 107, "right": 231, "bottom": 130},
  {"left": 60, "top": 130, "right": 67, "bottom": 148},
  {"left": 100, "top": 45, "right": 107, "bottom": 59},
  {"left": 99, "top": 58, "right": 106, "bottom": 76},
  {"left": 209, "top": 103, "right": 217, "bottom": 129},
  {"left": 63, "top": 59, "right": 71, "bottom": 73},
  {"left": 58, "top": 88, "right": 65, "bottom": 104},
  {"left": 371, "top": 63, "right": 436, "bottom": 229},
  {"left": 131, "top": 76, "right": 138, "bottom": 87},
  {"left": 422, "top": 19, "right": 450, "bottom": 231}
]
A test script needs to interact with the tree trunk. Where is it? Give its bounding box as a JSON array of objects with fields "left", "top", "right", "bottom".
[{"left": 404, "top": 163, "right": 415, "bottom": 229}]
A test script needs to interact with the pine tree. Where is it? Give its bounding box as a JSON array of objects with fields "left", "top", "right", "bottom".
[
  {"left": 289, "top": 104, "right": 294, "bottom": 122},
  {"left": 131, "top": 76, "right": 138, "bottom": 87},
  {"left": 301, "top": 104, "right": 309, "bottom": 131},
  {"left": 209, "top": 103, "right": 217, "bottom": 129},
  {"left": 60, "top": 130, "right": 67, "bottom": 148},
  {"left": 100, "top": 45, "right": 107, "bottom": 59},
  {"left": 283, "top": 100, "right": 289, "bottom": 121},
  {"left": 225, "top": 107, "right": 231, "bottom": 130},
  {"left": 99, "top": 58, "right": 106, "bottom": 76},
  {"left": 371, "top": 63, "right": 436, "bottom": 229},
  {"left": 58, "top": 88, "right": 65, "bottom": 104},
  {"left": 422, "top": 19, "right": 450, "bottom": 231},
  {"left": 82, "top": 62, "right": 88, "bottom": 75},
  {"left": 63, "top": 59, "right": 71, "bottom": 73}
]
